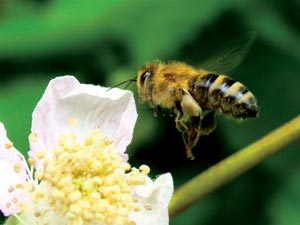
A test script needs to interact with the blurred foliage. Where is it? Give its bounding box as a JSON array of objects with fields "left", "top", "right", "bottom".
[
  {"left": 0, "top": 0, "right": 299, "bottom": 224},
  {"left": 268, "top": 170, "right": 300, "bottom": 225}
]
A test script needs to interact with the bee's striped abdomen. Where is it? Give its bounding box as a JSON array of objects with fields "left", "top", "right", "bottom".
[{"left": 189, "top": 73, "right": 258, "bottom": 119}]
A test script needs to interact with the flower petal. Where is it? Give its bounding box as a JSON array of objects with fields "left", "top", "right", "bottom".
[
  {"left": 29, "top": 76, "right": 137, "bottom": 168},
  {"left": 130, "top": 173, "right": 174, "bottom": 225},
  {"left": 0, "top": 122, "right": 31, "bottom": 216}
]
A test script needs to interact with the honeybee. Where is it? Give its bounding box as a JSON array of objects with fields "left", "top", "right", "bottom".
[{"left": 136, "top": 32, "right": 259, "bottom": 159}]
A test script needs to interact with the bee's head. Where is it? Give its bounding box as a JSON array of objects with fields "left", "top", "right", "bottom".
[
  {"left": 136, "top": 61, "right": 160, "bottom": 104},
  {"left": 137, "top": 61, "right": 159, "bottom": 86},
  {"left": 139, "top": 68, "right": 153, "bottom": 86}
]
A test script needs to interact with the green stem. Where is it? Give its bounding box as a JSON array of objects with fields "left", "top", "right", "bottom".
[{"left": 169, "top": 115, "right": 300, "bottom": 218}]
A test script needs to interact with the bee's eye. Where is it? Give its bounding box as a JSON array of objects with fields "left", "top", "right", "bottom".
[{"left": 140, "top": 70, "right": 152, "bottom": 84}]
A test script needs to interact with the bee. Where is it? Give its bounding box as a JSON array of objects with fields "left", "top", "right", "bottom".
[{"left": 136, "top": 32, "right": 259, "bottom": 159}]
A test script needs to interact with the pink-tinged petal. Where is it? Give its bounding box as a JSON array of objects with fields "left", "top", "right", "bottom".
[
  {"left": 130, "top": 173, "right": 174, "bottom": 225},
  {"left": 29, "top": 76, "right": 137, "bottom": 168},
  {"left": 0, "top": 122, "right": 31, "bottom": 216}
]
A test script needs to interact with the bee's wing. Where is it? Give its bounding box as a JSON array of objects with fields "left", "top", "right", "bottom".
[{"left": 199, "top": 32, "right": 257, "bottom": 74}]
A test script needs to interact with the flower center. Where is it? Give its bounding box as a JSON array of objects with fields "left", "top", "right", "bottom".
[{"left": 31, "top": 128, "right": 150, "bottom": 225}]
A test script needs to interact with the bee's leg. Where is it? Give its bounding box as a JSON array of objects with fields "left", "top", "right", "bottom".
[
  {"left": 174, "top": 101, "right": 188, "bottom": 132},
  {"left": 176, "top": 89, "right": 204, "bottom": 159},
  {"left": 183, "top": 112, "right": 216, "bottom": 159},
  {"left": 176, "top": 88, "right": 202, "bottom": 133},
  {"left": 182, "top": 116, "right": 202, "bottom": 160},
  {"left": 200, "top": 111, "right": 217, "bottom": 135},
  {"left": 176, "top": 114, "right": 188, "bottom": 132}
]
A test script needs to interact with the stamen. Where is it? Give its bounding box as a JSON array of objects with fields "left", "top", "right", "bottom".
[
  {"left": 144, "top": 203, "right": 152, "bottom": 211},
  {"left": 34, "top": 171, "right": 43, "bottom": 180},
  {"left": 28, "top": 157, "right": 35, "bottom": 167},
  {"left": 34, "top": 191, "right": 44, "bottom": 200},
  {"left": 8, "top": 185, "right": 14, "bottom": 193},
  {"left": 5, "top": 202, "right": 11, "bottom": 209},
  {"left": 139, "top": 164, "right": 150, "bottom": 175},
  {"left": 26, "top": 124, "right": 151, "bottom": 224},
  {"left": 13, "top": 163, "right": 22, "bottom": 173},
  {"left": 5, "top": 141, "right": 13, "bottom": 149},
  {"left": 29, "top": 133, "right": 37, "bottom": 142},
  {"left": 69, "top": 117, "right": 77, "bottom": 126},
  {"left": 34, "top": 211, "right": 41, "bottom": 217},
  {"left": 15, "top": 183, "right": 24, "bottom": 189},
  {"left": 36, "top": 150, "right": 46, "bottom": 159},
  {"left": 17, "top": 202, "right": 27, "bottom": 211},
  {"left": 12, "top": 197, "right": 18, "bottom": 204}
]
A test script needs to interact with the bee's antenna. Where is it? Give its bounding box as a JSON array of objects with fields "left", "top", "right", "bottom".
[{"left": 107, "top": 78, "right": 137, "bottom": 91}]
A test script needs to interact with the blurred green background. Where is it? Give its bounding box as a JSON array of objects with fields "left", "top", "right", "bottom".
[{"left": 0, "top": 0, "right": 299, "bottom": 224}]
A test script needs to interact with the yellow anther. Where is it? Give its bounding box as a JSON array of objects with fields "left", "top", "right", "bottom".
[
  {"left": 128, "top": 221, "right": 137, "bottom": 225},
  {"left": 85, "top": 136, "right": 93, "bottom": 146},
  {"left": 122, "top": 162, "right": 131, "bottom": 171},
  {"left": 25, "top": 183, "right": 35, "bottom": 192},
  {"left": 83, "top": 211, "right": 93, "bottom": 220},
  {"left": 51, "top": 188, "right": 64, "bottom": 199},
  {"left": 12, "top": 197, "right": 18, "bottom": 204},
  {"left": 144, "top": 203, "right": 152, "bottom": 211},
  {"left": 4, "top": 141, "right": 13, "bottom": 149},
  {"left": 133, "top": 205, "right": 140, "bottom": 212},
  {"left": 13, "top": 163, "right": 21, "bottom": 173},
  {"left": 34, "top": 191, "right": 44, "bottom": 200},
  {"left": 5, "top": 202, "right": 11, "bottom": 209},
  {"left": 28, "top": 157, "right": 35, "bottom": 166},
  {"left": 69, "top": 204, "right": 82, "bottom": 214},
  {"left": 131, "top": 167, "right": 139, "bottom": 172},
  {"left": 34, "top": 171, "right": 44, "bottom": 180},
  {"left": 139, "top": 164, "right": 150, "bottom": 175},
  {"left": 69, "top": 117, "right": 77, "bottom": 126},
  {"left": 36, "top": 150, "right": 46, "bottom": 159},
  {"left": 17, "top": 202, "right": 27, "bottom": 211},
  {"left": 15, "top": 183, "right": 24, "bottom": 189},
  {"left": 90, "top": 191, "right": 101, "bottom": 200},
  {"left": 29, "top": 132, "right": 37, "bottom": 142},
  {"left": 92, "top": 176, "right": 103, "bottom": 185},
  {"left": 48, "top": 198, "right": 56, "bottom": 206},
  {"left": 34, "top": 211, "right": 41, "bottom": 217},
  {"left": 60, "top": 175, "right": 72, "bottom": 186},
  {"left": 69, "top": 191, "right": 82, "bottom": 203},
  {"left": 82, "top": 180, "right": 94, "bottom": 192},
  {"left": 8, "top": 185, "right": 14, "bottom": 193}
]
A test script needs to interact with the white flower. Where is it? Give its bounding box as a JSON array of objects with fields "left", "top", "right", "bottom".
[{"left": 0, "top": 76, "right": 173, "bottom": 225}]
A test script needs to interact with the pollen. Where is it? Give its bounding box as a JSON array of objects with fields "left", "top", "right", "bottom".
[
  {"left": 36, "top": 150, "right": 46, "bottom": 159},
  {"left": 144, "top": 203, "right": 152, "bottom": 211},
  {"left": 139, "top": 164, "right": 150, "bottom": 175},
  {"left": 25, "top": 183, "right": 35, "bottom": 192},
  {"left": 28, "top": 157, "right": 35, "bottom": 166},
  {"left": 17, "top": 202, "right": 27, "bottom": 211},
  {"left": 8, "top": 185, "right": 14, "bottom": 193},
  {"left": 34, "top": 191, "right": 44, "bottom": 200},
  {"left": 29, "top": 132, "right": 37, "bottom": 142},
  {"left": 15, "top": 183, "right": 24, "bottom": 189},
  {"left": 34, "top": 170, "right": 43, "bottom": 180},
  {"left": 34, "top": 211, "right": 41, "bottom": 217},
  {"left": 5, "top": 141, "right": 13, "bottom": 149},
  {"left": 32, "top": 128, "right": 150, "bottom": 225},
  {"left": 69, "top": 117, "right": 77, "bottom": 126},
  {"left": 5, "top": 202, "right": 11, "bottom": 209},
  {"left": 13, "top": 163, "right": 22, "bottom": 173}
]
